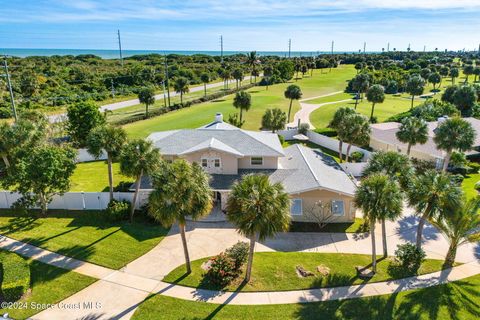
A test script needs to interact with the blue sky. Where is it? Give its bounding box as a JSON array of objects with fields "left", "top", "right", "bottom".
[{"left": 0, "top": 0, "right": 479, "bottom": 52}]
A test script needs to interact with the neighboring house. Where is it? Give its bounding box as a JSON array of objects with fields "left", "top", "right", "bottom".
[
  {"left": 144, "top": 113, "right": 357, "bottom": 223},
  {"left": 370, "top": 117, "right": 480, "bottom": 168}
]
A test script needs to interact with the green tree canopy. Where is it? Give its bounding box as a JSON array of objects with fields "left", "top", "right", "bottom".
[
  {"left": 284, "top": 84, "right": 302, "bottom": 123},
  {"left": 366, "top": 84, "right": 385, "bottom": 121},
  {"left": 395, "top": 117, "right": 428, "bottom": 156},
  {"left": 138, "top": 87, "right": 155, "bottom": 119},
  {"left": 262, "top": 108, "right": 287, "bottom": 133},
  {"left": 173, "top": 77, "right": 190, "bottom": 103},
  {"left": 233, "top": 91, "right": 252, "bottom": 123},
  {"left": 66, "top": 101, "right": 105, "bottom": 147}
]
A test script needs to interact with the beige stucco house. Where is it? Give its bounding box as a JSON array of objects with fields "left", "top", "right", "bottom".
[{"left": 144, "top": 113, "right": 357, "bottom": 223}]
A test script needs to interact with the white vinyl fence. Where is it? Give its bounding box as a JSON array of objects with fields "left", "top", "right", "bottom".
[
  {"left": 277, "top": 129, "right": 299, "bottom": 140},
  {"left": 76, "top": 149, "right": 107, "bottom": 163},
  {"left": 306, "top": 131, "right": 372, "bottom": 161},
  {"left": 0, "top": 191, "right": 151, "bottom": 210}
]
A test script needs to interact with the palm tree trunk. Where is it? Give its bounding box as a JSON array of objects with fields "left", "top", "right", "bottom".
[
  {"left": 416, "top": 208, "right": 431, "bottom": 249},
  {"left": 145, "top": 103, "right": 149, "bottom": 118},
  {"left": 370, "top": 103, "right": 376, "bottom": 121},
  {"left": 180, "top": 92, "right": 183, "bottom": 104},
  {"left": 288, "top": 99, "right": 293, "bottom": 123},
  {"left": 204, "top": 83, "right": 207, "bottom": 97},
  {"left": 107, "top": 153, "right": 114, "bottom": 201},
  {"left": 1, "top": 154, "right": 10, "bottom": 168},
  {"left": 338, "top": 140, "right": 343, "bottom": 163},
  {"left": 410, "top": 94, "right": 415, "bottom": 110},
  {"left": 179, "top": 222, "right": 192, "bottom": 273},
  {"left": 370, "top": 220, "right": 377, "bottom": 273},
  {"left": 407, "top": 143, "right": 412, "bottom": 156},
  {"left": 381, "top": 219, "right": 388, "bottom": 257},
  {"left": 130, "top": 170, "right": 143, "bottom": 223},
  {"left": 444, "top": 242, "right": 458, "bottom": 268},
  {"left": 345, "top": 144, "right": 352, "bottom": 162},
  {"left": 245, "top": 233, "right": 256, "bottom": 282},
  {"left": 452, "top": 76, "right": 455, "bottom": 85},
  {"left": 354, "top": 91, "right": 360, "bottom": 109},
  {"left": 240, "top": 109, "right": 243, "bottom": 123},
  {"left": 442, "top": 151, "right": 451, "bottom": 172}
]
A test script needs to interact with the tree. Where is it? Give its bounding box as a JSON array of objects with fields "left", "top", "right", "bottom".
[
  {"left": 405, "top": 75, "right": 425, "bottom": 110},
  {"left": 120, "top": 139, "right": 161, "bottom": 222},
  {"left": 408, "top": 170, "right": 463, "bottom": 249},
  {"left": 148, "top": 160, "right": 212, "bottom": 273},
  {"left": 14, "top": 145, "right": 76, "bottom": 215},
  {"left": 366, "top": 84, "right": 385, "bottom": 121},
  {"left": 246, "top": 51, "right": 258, "bottom": 84},
  {"left": 352, "top": 73, "right": 370, "bottom": 109},
  {"left": 473, "top": 66, "right": 480, "bottom": 83},
  {"left": 86, "top": 125, "right": 127, "bottom": 201},
  {"left": 138, "top": 87, "right": 155, "bottom": 119},
  {"left": 434, "top": 118, "right": 476, "bottom": 171},
  {"left": 343, "top": 113, "right": 371, "bottom": 162},
  {"left": 276, "top": 60, "right": 295, "bottom": 81},
  {"left": 262, "top": 108, "right": 287, "bottom": 132},
  {"left": 395, "top": 117, "right": 428, "bottom": 156},
  {"left": 329, "top": 107, "right": 356, "bottom": 162},
  {"left": 354, "top": 173, "right": 402, "bottom": 271},
  {"left": 226, "top": 174, "right": 290, "bottom": 282},
  {"left": 200, "top": 73, "right": 210, "bottom": 97},
  {"left": 362, "top": 151, "right": 413, "bottom": 189},
  {"left": 449, "top": 67, "right": 459, "bottom": 84},
  {"left": 19, "top": 70, "right": 39, "bottom": 99},
  {"left": 428, "top": 72, "right": 441, "bottom": 93},
  {"left": 263, "top": 65, "right": 273, "bottom": 90},
  {"left": 232, "top": 68, "right": 244, "bottom": 89},
  {"left": 452, "top": 85, "right": 478, "bottom": 116},
  {"left": 354, "top": 62, "right": 364, "bottom": 74},
  {"left": 66, "top": 101, "right": 105, "bottom": 147},
  {"left": 233, "top": 91, "right": 251, "bottom": 123},
  {"left": 173, "top": 77, "right": 190, "bottom": 104},
  {"left": 463, "top": 65, "right": 474, "bottom": 83},
  {"left": 221, "top": 68, "right": 232, "bottom": 89},
  {"left": 284, "top": 84, "right": 302, "bottom": 123},
  {"left": 431, "top": 197, "right": 480, "bottom": 268}
]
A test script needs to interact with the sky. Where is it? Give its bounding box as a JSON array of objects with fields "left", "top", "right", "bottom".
[{"left": 0, "top": 0, "right": 479, "bottom": 52}]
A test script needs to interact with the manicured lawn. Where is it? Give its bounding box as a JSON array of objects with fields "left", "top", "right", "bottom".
[
  {"left": 0, "top": 211, "right": 168, "bottom": 269},
  {"left": 163, "top": 252, "right": 447, "bottom": 292},
  {"left": 132, "top": 274, "right": 480, "bottom": 320},
  {"left": 0, "top": 251, "right": 96, "bottom": 319},
  {"left": 123, "top": 65, "right": 356, "bottom": 139},
  {"left": 461, "top": 172, "right": 480, "bottom": 199},
  {"left": 70, "top": 161, "right": 133, "bottom": 192},
  {"left": 303, "top": 92, "right": 354, "bottom": 104}
]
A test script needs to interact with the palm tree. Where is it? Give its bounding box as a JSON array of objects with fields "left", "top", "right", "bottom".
[
  {"left": 148, "top": 160, "right": 212, "bottom": 273},
  {"left": 366, "top": 84, "right": 385, "bottom": 121},
  {"left": 408, "top": 170, "right": 463, "bottom": 249},
  {"left": 232, "top": 68, "right": 244, "bottom": 89},
  {"left": 449, "top": 67, "right": 459, "bottom": 85},
  {"left": 138, "top": 87, "right": 155, "bottom": 119},
  {"left": 395, "top": 117, "right": 428, "bottom": 156},
  {"left": 226, "top": 174, "right": 290, "bottom": 282},
  {"left": 343, "top": 113, "right": 370, "bottom": 162},
  {"left": 120, "top": 139, "right": 161, "bottom": 222},
  {"left": 355, "top": 173, "right": 402, "bottom": 272},
  {"left": 233, "top": 91, "right": 252, "bottom": 123},
  {"left": 263, "top": 65, "right": 273, "bottom": 90},
  {"left": 86, "top": 125, "right": 127, "bottom": 201},
  {"left": 362, "top": 151, "right": 413, "bottom": 190},
  {"left": 262, "top": 108, "right": 287, "bottom": 133},
  {"left": 406, "top": 75, "right": 425, "bottom": 109},
  {"left": 200, "top": 73, "right": 210, "bottom": 97},
  {"left": 246, "top": 51, "right": 258, "bottom": 84},
  {"left": 173, "top": 77, "right": 190, "bottom": 104},
  {"left": 329, "top": 107, "right": 355, "bottom": 162},
  {"left": 284, "top": 84, "right": 302, "bottom": 123},
  {"left": 352, "top": 73, "right": 370, "bottom": 109},
  {"left": 433, "top": 117, "right": 476, "bottom": 171},
  {"left": 463, "top": 65, "right": 474, "bottom": 83},
  {"left": 431, "top": 197, "right": 480, "bottom": 268}
]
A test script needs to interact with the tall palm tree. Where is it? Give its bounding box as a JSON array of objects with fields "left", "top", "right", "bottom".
[
  {"left": 352, "top": 73, "right": 370, "bottom": 109},
  {"left": 431, "top": 197, "right": 480, "bottom": 268},
  {"left": 449, "top": 67, "right": 459, "bottom": 85},
  {"left": 406, "top": 75, "right": 425, "bottom": 110},
  {"left": 329, "top": 107, "right": 356, "bottom": 162},
  {"left": 433, "top": 117, "right": 476, "bottom": 171},
  {"left": 263, "top": 65, "right": 273, "bottom": 90},
  {"left": 246, "top": 51, "right": 258, "bottom": 84},
  {"left": 148, "top": 160, "right": 212, "bottom": 273},
  {"left": 233, "top": 91, "right": 252, "bottom": 123},
  {"left": 343, "top": 113, "right": 371, "bottom": 162},
  {"left": 232, "top": 68, "right": 244, "bottom": 89},
  {"left": 86, "top": 125, "right": 127, "bottom": 201},
  {"left": 227, "top": 174, "right": 290, "bottom": 282},
  {"left": 200, "top": 73, "right": 210, "bottom": 97},
  {"left": 173, "top": 77, "right": 190, "bottom": 104},
  {"left": 408, "top": 170, "right": 463, "bottom": 249},
  {"left": 284, "top": 84, "right": 303, "bottom": 123},
  {"left": 138, "top": 87, "right": 155, "bottom": 119},
  {"left": 355, "top": 173, "right": 402, "bottom": 272},
  {"left": 366, "top": 84, "right": 385, "bottom": 121},
  {"left": 120, "top": 139, "right": 161, "bottom": 222},
  {"left": 395, "top": 117, "right": 428, "bottom": 156},
  {"left": 362, "top": 151, "right": 413, "bottom": 190}
]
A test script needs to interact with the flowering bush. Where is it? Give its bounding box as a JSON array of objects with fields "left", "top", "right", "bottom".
[
  {"left": 205, "top": 253, "right": 237, "bottom": 286},
  {"left": 225, "top": 242, "right": 249, "bottom": 271}
]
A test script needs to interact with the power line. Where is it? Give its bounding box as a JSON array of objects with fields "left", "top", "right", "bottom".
[{"left": 3, "top": 56, "right": 18, "bottom": 122}]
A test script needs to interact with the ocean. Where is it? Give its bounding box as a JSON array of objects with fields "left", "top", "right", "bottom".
[{"left": 0, "top": 48, "right": 363, "bottom": 59}]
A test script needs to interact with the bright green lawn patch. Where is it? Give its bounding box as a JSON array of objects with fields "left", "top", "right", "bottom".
[
  {"left": 0, "top": 253, "right": 95, "bottom": 319},
  {"left": 70, "top": 161, "right": 133, "bottom": 192},
  {"left": 0, "top": 211, "right": 168, "bottom": 269},
  {"left": 132, "top": 274, "right": 480, "bottom": 320},
  {"left": 303, "top": 92, "right": 354, "bottom": 105},
  {"left": 0, "top": 251, "right": 30, "bottom": 301},
  {"left": 163, "top": 252, "right": 446, "bottom": 292},
  {"left": 123, "top": 65, "right": 355, "bottom": 139},
  {"left": 461, "top": 172, "right": 480, "bottom": 199}
]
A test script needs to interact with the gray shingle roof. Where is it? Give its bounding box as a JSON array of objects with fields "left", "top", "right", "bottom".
[{"left": 179, "top": 138, "right": 244, "bottom": 157}]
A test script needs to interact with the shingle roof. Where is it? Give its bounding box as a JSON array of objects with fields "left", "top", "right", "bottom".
[{"left": 179, "top": 138, "right": 244, "bottom": 157}]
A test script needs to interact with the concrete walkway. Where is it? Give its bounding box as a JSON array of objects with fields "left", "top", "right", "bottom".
[{"left": 0, "top": 209, "right": 479, "bottom": 319}]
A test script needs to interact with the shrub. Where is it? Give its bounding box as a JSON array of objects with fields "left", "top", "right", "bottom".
[
  {"left": 298, "top": 123, "right": 310, "bottom": 135},
  {"left": 475, "top": 181, "right": 480, "bottom": 191},
  {"left": 205, "top": 253, "right": 237, "bottom": 286},
  {"left": 314, "top": 128, "right": 337, "bottom": 137},
  {"left": 350, "top": 151, "right": 364, "bottom": 163},
  {"left": 225, "top": 242, "right": 249, "bottom": 271},
  {"left": 0, "top": 251, "right": 31, "bottom": 302},
  {"left": 277, "top": 134, "right": 285, "bottom": 145},
  {"left": 105, "top": 199, "right": 131, "bottom": 221},
  {"left": 393, "top": 243, "right": 426, "bottom": 275}
]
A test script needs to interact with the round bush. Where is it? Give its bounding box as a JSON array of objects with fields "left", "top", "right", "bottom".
[
  {"left": 350, "top": 151, "right": 364, "bottom": 163},
  {"left": 0, "top": 251, "right": 30, "bottom": 302},
  {"left": 105, "top": 199, "right": 131, "bottom": 221}
]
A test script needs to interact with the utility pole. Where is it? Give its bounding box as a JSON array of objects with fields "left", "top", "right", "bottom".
[
  {"left": 408, "top": 43, "right": 411, "bottom": 52},
  {"left": 117, "top": 29, "right": 124, "bottom": 66},
  {"left": 164, "top": 55, "right": 171, "bottom": 107},
  {"left": 3, "top": 56, "right": 17, "bottom": 122},
  {"left": 423, "top": 45, "right": 426, "bottom": 52},
  {"left": 363, "top": 42, "right": 366, "bottom": 54},
  {"left": 288, "top": 39, "right": 291, "bottom": 58},
  {"left": 387, "top": 42, "right": 390, "bottom": 52},
  {"left": 331, "top": 40, "right": 334, "bottom": 54},
  {"left": 220, "top": 35, "right": 223, "bottom": 63}
]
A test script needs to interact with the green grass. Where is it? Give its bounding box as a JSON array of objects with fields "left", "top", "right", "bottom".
[
  {"left": 163, "top": 252, "right": 447, "bottom": 292},
  {"left": 70, "top": 161, "right": 133, "bottom": 192},
  {"left": 123, "top": 65, "right": 356, "bottom": 139},
  {"left": 461, "top": 172, "right": 480, "bottom": 199},
  {"left": 303, "top": 92, "right": 354, "bottom": 105},
  {"left": 0, "top": 210, "right": 168, "bottom": 269},
  {"left": 0, "top": 251, "right": 96, "bottom": 319},
  {"left": 132, "top": 273, "right": 480, "bottom": 320}
]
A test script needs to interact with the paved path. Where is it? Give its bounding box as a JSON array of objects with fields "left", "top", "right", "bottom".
[{"left": 1, "top": 209, "right": 479, "bottom": 319}]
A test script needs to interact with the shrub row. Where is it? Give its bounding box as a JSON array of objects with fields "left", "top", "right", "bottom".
[
  {"left": 205, "top": 242, "right": 249, "bottom": 286},
  {"left": 0, "top": 251, "right": 30, "bottom": 302}
]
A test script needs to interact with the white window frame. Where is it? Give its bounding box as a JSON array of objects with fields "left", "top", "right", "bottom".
[
  {"left": 214, "top": 158, "right": 221, "bottom": 168},
  {"left": 331, "top": 200, "right": 345, "bottom": 216},
  {"left": 290, "top": 199, "right": 303, "bottom": 216},
  {"left": 251, "top": 157, "right": 263, "bottom": 166},
  {"left": 201, "top": 158, "right": 208, "bottom": 168}
]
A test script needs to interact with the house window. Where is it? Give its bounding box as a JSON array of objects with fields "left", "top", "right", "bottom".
[
  {"left": 290, "top": 199, "right": 302, "bottom": 216},
  {"left": 332, "top": 200, "right": 345, "bottom": 216},
  {"left": 201, "top": 159, "right": 208, "bottom": 168},
  {"left": 251, "top": 157, "right": 263, "bottom": 166},
  {"left": 214, "top": 158, "right": 221, "bottom": 168}
]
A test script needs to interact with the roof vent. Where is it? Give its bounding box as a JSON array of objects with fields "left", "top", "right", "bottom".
[{"left": 215, "top": 113, "right": 223, "bottom": 123}]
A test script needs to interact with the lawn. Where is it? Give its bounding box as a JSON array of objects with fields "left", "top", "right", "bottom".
[
  {"left": 70, "top": 161, "right": 133, "bottom": 192},
  {"left": 461, "top": 172, "right": 480, "bottom": 199},
  {"left": 303, "top": 92, "right": 354, "bottom": 105},
  {"left": 0, "top": 210, "right": 168, "bottom": 269},
  {"left": 132, "top": 273, "right": 480, "bottom": 320},
  {"left": 123, "top": 65, "right": 356, "bottom": 139},
  {"left": 163, "top": 252, "right": 447, "bottom": 292},
  {"left": 0, "top": 251, "right": 96, "bottom": 319}
]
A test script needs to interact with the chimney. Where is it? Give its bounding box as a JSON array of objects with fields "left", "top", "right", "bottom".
[{"left": 215, "top": 113, "right": 223, "bottom": 123}]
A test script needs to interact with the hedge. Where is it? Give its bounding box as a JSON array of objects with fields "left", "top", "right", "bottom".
[{"left": 0, "top": 251, "right": 31, "bottom": 302}]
